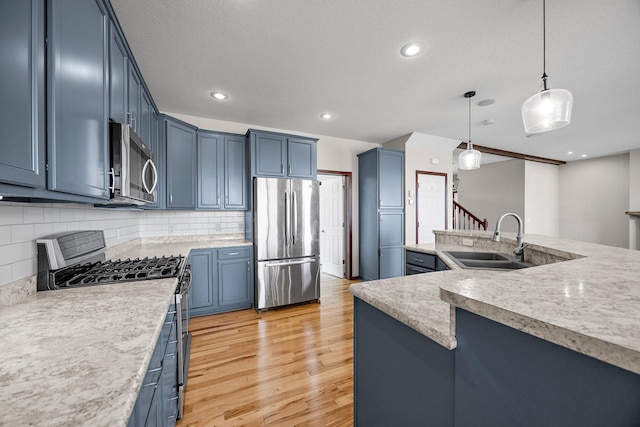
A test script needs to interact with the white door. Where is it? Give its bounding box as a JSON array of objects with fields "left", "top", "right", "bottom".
[
  {"left": 319, "top": 175, "right": 345, "bottom": 277},
  {"left": 417, "top": 173, "right": 447, "bottom": 244}
]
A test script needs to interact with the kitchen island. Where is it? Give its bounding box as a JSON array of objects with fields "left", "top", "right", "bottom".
[
  {"left": 0, "top": 236, "right": 250, "bottom": 427},
  {"left": 350, "top": 231, "right": 640, "bottom": 426}
]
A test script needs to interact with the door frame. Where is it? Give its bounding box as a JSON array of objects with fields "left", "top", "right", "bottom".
[
  {"left": 415, "top": 170, "right": 448, "bottom": 244},
  {"left": 318, "top": 169, "right": 353, "bottom": 279}
]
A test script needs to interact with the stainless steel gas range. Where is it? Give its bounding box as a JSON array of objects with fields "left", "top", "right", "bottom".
[{"left": 36, "top": 230, "right": 192, "bottom": 420}]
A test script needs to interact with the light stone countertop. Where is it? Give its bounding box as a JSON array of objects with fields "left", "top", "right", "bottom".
[
  {"left": 350, "top": 231, "right": 640, "bottom": 375},
  {"left": 0, "top": 235, "right": 252, "bottom": 427}
]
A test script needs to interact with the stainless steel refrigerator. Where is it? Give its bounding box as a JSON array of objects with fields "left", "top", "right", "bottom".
[{"left": 254, "top": 177, "right": 320, "bottom": 310}]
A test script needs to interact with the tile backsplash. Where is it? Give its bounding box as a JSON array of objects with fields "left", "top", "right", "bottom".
[{"left": 0, "top": 202, "right": 244, "bottom": 287}]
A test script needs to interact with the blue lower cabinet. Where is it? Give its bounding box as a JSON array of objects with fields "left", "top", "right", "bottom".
[
  {"left": 404, "top": 250, "right": 449, "bottom": 275},
  {"left": 354, "top": 298, "right": 455, "bottom": 426},
  {"left": 454, "top": 309, "right": 640, "bottom": 426},
  {"left": 128, "top": 308, "right": 178, "bottom": 427},
  {"left": 189, "top": 246, "right": 253, "bottom": 317}
]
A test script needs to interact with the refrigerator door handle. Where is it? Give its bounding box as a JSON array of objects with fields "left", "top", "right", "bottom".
[
  {"left": 292, "top": 191, "right": 297, "bottom": 245},
  {"left": 284, "top": 191, "right": 288, "bottom": 243},
  {"left": 265, "top": 259, "right": 315, "bottom": 267}
]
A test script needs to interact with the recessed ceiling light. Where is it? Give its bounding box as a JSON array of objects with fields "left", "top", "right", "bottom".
[
  {"left": 581, "top": 154, "right": 588, "bottom": 158},
  {"left": 400, "top": 42, "right": 425, "bottom": 57},
  {"left": 320, "top": 113, "right": 333, "bottom": 120},
  {"left": 478, "top": 99, "right": 495, "bottom": 107},
  {"left": 210, "top": 91, "right": 229, "bottom": 101},
  {"left": 567, "top": 151, "right": 573, "bottom": 155}
]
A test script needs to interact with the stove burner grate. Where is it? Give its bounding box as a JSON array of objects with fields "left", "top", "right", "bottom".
[{"left": 58, "top": 256, "right": 184, "bottom": 288}]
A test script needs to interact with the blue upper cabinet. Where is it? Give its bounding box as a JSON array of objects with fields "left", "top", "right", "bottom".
[
  {"left": 197, "top": 131, "right": 247, "bottom": 210},
  {"left": 127, "top": 64, "right": 141, "bottom": 134},
  {"left": 288, "top": 138, "right": 317, "bottom": 179},
  {"left": 224, "top": 135, "right": 247, "bottom": 209},
  {"left": 0, "top": 0, "right": 45, "bottom": 189},
  {"left": 248, "top": 129, "right": 318, "bottom": 179},
  {"left": 252, "top": 132, "right": 287, "bottom": 177},
  {"left": 47, "top": 0, "right": 109, "bottom": 199},
  {"left": 197, "top": 131, "right": 223, "bottom": 209},
  {"left": 166, "top": 117, "right": 197, "bottom": 209},
  {"left": 108, "top": 21, "right": 127, "bottom": 126},
  {"left": 378, "top": 149, "right": 404, "bottom": 209}
]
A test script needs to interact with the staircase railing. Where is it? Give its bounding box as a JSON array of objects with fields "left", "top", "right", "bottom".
[{"left": 453, "top": 201, "right": 489, "bottom": 230}]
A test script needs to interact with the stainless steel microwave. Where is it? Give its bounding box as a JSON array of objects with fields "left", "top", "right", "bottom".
[{"left": 108, "top": 122, "right": 157, "bottom": 205}]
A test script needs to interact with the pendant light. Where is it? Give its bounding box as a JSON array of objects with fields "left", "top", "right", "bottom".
[
  {"left": 521, "top": 0, "right": 573, "bottom": 134},
  {"left": 458, "top": 91, "right": 482, "bottom": 170}
]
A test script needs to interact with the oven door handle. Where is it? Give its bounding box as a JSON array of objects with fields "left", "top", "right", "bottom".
[{"left": 142, "top": 159, "right": 158, "bottom": 194}]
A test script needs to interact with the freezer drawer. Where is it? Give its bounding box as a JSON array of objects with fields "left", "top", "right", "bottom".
[{"left": 255, "top": 256, "right": 320, "bottom": 310}]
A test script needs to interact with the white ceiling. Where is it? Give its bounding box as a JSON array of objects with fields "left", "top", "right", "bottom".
[{"left": 110, "top": 0, "right": 640, "bottom": 162}]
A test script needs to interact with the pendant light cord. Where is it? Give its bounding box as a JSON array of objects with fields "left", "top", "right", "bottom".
[
  {"left": 468, "top": 95, "right": 472, "bottom": 148},
  {"left": 541, "top": 0, "right": 548, "bottom": 89}
]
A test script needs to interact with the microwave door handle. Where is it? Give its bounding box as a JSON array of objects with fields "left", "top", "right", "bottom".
[{"left": 142, "top": 159, "right": 158, "bottom": 194}]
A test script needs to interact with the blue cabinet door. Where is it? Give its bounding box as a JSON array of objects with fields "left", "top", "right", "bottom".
[
  {"left": 287, "top": 137, "right": 317, "bottom": 179},
  {"left": 379, "top": 212, "right": 404, "bottom": 246},
  {"left": 378, "top": 150, "right": 404, "bottom": 209},
  {"left": 108, "top": 22, "right": 127, "bottom": 125},
  {"left": 254, "top": 133, "right": 287, "bottom": 177},
  {"left": 127, "top": 62, "right": 141, "bottom": 133},
  {"left": 0, "top": 0, "right": 45, "bottom": 188},
  {"left": 166, "top": 117, "right": 196, "bottom": 209},
  {"left": 140, "top": 90, "right": 153, "bottom": 146},
  {"left": 224, "top": 136, "right": 247, "bottom": 209},
  {"left": 380, "top": 246, "right": 404, "bottom": 279},
  {"left": 47, "top": 0, "right": 109, "bottom": 199},
  {"left": 197, "top": 131, "right": 223, "bottom": 209},
  {"left": 188, "top": 249, "right": 217, "bottom": 317},
  {"left": 218, "top": 258, "right": 252, "bottom": 310}
]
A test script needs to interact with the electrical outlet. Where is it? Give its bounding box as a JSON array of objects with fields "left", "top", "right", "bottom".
[{"left": 462, "top": 239, "right": 474, "bottom": 247}]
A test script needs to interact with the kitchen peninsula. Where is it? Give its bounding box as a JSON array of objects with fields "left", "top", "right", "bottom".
[{"left": 350, "top": 230, "right": 640, "bottom": 426}]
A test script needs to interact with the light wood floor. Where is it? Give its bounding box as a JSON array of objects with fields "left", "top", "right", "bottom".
[{"left": 177, "top": 277, "right": 357, "bottom": 426}]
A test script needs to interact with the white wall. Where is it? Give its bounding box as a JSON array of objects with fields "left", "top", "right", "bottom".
[
  {"left": 383, "top": 133, "right": 458, "bottom": 244},
  {"left": 457, "top": 159, "right": 526, "bottom": 233},
  {"left": 559, "top": 153, "right": 630, "bottom": 248},
  {"left": 0, "top": 202, "right": 244, "bottom": 287},
  {"left": 524, "top": 161, "right": 560, "bottom": 237},
  {"left": 167, "top": 112, "right": 379, "bottom": 276}
]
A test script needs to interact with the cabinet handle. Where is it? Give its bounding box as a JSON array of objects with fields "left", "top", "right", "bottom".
[
  {"left": 413, "top": 258, "right": 424, "bottom": 263},
  {"left": 288, "top": 164, "right": 292, "bottom": 175},
  {"left": 125, "top": 112, "right": 132, "bottom": 126},
  {"left": 170, "top": 193, "right": 173, "bottom": 204},
  {"left": 217, "top": 195, "right": 220, "bottom": 205},
  {"left": 131, "top": 114, "right": 137, "bottom": 131},
  {"left": 281, "top": 164, "right": 284, "bottom": 174},
  {"left": 226, "top": 252, "right": 239, "bottom": 256},
  {"left": 247, "top": 261, "right": 250, "bottom": 272}
]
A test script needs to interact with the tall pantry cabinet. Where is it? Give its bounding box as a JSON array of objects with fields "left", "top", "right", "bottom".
[{"left": 358, "top": 148, "right": 405, "bottom": 281}]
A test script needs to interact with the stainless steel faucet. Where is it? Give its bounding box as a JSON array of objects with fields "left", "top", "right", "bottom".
[{"left": 491, "top": 213, "right": 527, "bottom": 262}]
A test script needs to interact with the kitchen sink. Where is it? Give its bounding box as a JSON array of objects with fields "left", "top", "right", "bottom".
[{"left": 442, "top": 251, "right": 534, "bottom": 270}]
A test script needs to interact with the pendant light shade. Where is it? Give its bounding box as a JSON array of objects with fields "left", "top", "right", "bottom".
[
  {"left": 522, "top": 0, "right": 573, "bottom": 134},
  {"left": 458, "top": 91, "right": 482, "bottom": 171},
  {"left": 522, "top": 85, "right": 573, "bottom": 133}
]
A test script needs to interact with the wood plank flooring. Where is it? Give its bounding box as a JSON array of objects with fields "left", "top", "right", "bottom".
[{"left": 177, "top": 277, "right": 357, "bottom": 426}]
